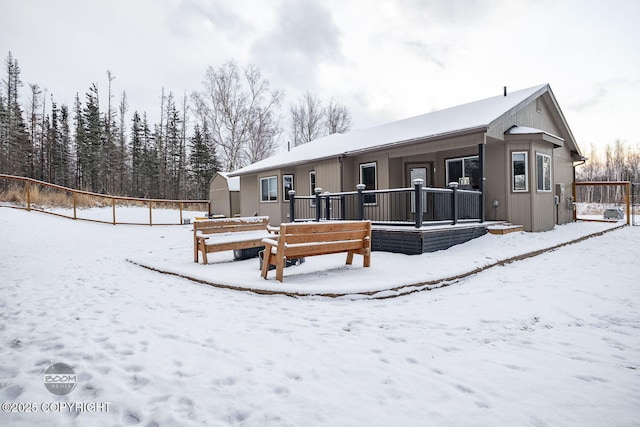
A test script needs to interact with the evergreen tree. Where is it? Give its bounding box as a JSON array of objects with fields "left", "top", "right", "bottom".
[
  {"left": 189, "top": 123, "right": 219, "bottom": 200},
  {"left": 130, "top": 111, "right": 143, "bottom": 195},
  {"left": 82, "top": 84, "right": 102, "bottom": 192},
  {"left": 58, "top": 104, "right": 72, "bottom": 187},
  {"left": 72, "top": 93, "right": 86, "bottom": 188},
  {"left": 1, "top": 53, "right": 29, "bottom": 176}
]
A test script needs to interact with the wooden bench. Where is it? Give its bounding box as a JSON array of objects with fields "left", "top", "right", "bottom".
[
  {"left": 260, "top": 221, "right": 372, "bottom": 282},
  {"left": 194, "top": 216, "right": 275, "bottom": 264}
]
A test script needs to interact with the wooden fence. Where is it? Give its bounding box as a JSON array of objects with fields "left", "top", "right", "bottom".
[{"left": 0, "top": 174, "right": 210, "bottom": 226}]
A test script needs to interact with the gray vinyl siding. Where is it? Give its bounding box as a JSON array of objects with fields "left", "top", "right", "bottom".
[
  {"left": 485, "top": 142, "right": 506, "bottom": 221},
  {"left": 239, "top": 175, "right": 258, "bottom": 218},
  {"left": 553, "top": 144, "right": 576, "bottom": 225},
  {"left": 531, "top": 142, "right": 555, "bottom": 232},
  {"left": 487, "top": 93, "right": 564, "bottom": 141},
  {"left": 505, "top": 140, "right": 534, "bottom": 231}
]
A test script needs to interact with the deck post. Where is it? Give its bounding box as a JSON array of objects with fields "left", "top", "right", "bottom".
[
  {"left": 478, "top": 143, "right": 485, "bottom": 223},
  {"left": 314, "top": 187, "right": 322, "bottom": 222},
  {"left": 449, "top": 181, "right": 459, "bottom": 225},
  {"left": 356, "top": 184, "right": 366, "bottom": 221},
  {"left": 414, "top": 179, "right": 424, "bottom": 228},
  {"left": 288, "top": 190, "right": 296, "bottom": 222},
  {"left": 340, "top": 195, "right": 346, "bottom": 220}
]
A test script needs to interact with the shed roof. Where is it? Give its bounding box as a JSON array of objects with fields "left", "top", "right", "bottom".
[
  {"left": 231, "top": 83, "right": 575, "bottom": 176},
  {"left": 216, "top": 172, "right": 240, "bottom": 191}
]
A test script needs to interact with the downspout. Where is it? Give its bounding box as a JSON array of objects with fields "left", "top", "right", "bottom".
[
  {"left": 338, "top": 155, "right": 345, "bottom": 192},
  {"left": 572, "top": 155, "right": 587, "bottom": 222}
]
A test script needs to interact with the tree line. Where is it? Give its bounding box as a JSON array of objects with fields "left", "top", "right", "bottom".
[
  {"left": 0, "top": 52, "right": 351, "bottom": 200},
  {"left": 575, "top": 141, "right": 640, "bottom": 204}
]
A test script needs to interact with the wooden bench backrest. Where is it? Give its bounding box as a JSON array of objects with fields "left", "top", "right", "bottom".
[
  {"left": 279, "top": 221, "right": 371, "bottom": 246},
  {"left": 194, "top": 216, "right": 269, "bottom": 235}
]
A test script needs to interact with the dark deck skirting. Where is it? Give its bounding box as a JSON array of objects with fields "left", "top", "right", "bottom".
[{"left": 372, "top": 225, "right": 488, "bottom": 255}]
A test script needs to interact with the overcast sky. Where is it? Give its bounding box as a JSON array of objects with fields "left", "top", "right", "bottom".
[{"left": 2, "top": 0, "right": 639, "bottom": 154}]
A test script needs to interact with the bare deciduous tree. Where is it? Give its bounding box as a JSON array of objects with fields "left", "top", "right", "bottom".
[
  {"left": 325, "top": 97, "right": 351, "bottom": 135},
  {"left": 290, "top": 91, "right": 324, "bottom": 147},
  {"left": 289, "top": 92, "right": 351, "bottom": 147},
  {"left": 192, "top": 61, "right": 283, "bottom": 171}
]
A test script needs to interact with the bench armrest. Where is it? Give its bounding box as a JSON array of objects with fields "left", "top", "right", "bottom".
[
  {"left": 261, "top": 238, "right": 279, "bottom": 247},
  {"left": 267, "top": 225, "right": 280, "bottom": 234}
]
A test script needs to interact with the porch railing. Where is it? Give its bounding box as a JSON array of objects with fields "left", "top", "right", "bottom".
[{"left": 288, "top": 179, "right": 483, "bottom": 228}]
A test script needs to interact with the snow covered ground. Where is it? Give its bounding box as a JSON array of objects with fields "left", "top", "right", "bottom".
[{"left": 0, "top": 207, "right": 638, "bottom": 426}]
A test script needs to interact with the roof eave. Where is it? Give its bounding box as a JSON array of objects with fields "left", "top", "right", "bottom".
[{"left": 229, "top": 126, "right": 489, "bottom": 176}]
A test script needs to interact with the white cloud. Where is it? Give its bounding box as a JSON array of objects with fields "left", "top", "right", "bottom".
[{"left": 0, "top": 0, "right": 638, "bottom": 151}]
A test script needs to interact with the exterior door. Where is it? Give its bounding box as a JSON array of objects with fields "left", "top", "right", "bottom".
[{"left": 406, "top": 163, "right": 433, "bottom": 216}]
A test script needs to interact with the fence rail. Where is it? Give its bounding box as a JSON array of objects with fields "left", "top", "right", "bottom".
[
  {"left": 0, "top": 174, "right": 210, "bottom": 225},
  {"left": 288, "top": 180, "right": 483, "bottom": 228},
  {"left": 572, "top": 181, "right": 634, "bottom": 226}
]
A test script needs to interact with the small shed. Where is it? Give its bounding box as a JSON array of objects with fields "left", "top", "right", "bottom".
[{"left": 209, "top": 172, "right": 240, "bottom": 218}]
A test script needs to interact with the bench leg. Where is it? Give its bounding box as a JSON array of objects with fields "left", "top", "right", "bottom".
[
  {"left": 346, "top": 251, "right": 354, "bottom": 265},
  {"left": 363, "top": 252, "right": 371, "bottom": 268},
  {"left": 200, "top": 242, "right": 209, "bottom": 265},
  {"left": 261, "top": 251, "right": 272, "bottom": 279},
  {"left": 194, "top": 241, "right": 199, "bottom": 263},
  {"left": 275, "top": 259, "right": 285, "bottom": 282}
]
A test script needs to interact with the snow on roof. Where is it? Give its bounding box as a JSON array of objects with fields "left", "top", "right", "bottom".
[
  {"left": 231, "top": 84, "right": 549, "bottom": 176},
  {"left": 505, "top": 125, "right": 564, "bottom": 141},
  {"left": 216, "top": 172, "right": 240, "bottom": 191}
]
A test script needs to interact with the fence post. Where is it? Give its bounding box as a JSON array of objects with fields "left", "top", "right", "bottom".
[
  {"left": 288, "top": 190, "right": 296, "bottom": 222},
  {"left": 414, "top": 179, "right": 424, "bottom": 228},
  {"left": 356, "top": 184, "right": 366, "bottom": 221},
  {"left": 449, "top": 181, "right": 459, "bottom": 225},
  {"left": 112, "top": 198, "right": 116, "bottom": 225},
  {"left": 25, "top": 181, "right": 31, "bottom": 211},
  {"left": 340, "top": 195, "right": 346, "bottom": 220},
  {"left": 315, "top": 187, "right": 322, "bottom": 222},
  {"left": 626, "top": 182, "right": 631, "bottom": 226},
  {"left": 72, "top": 192, "right": 77, "bottom": 220}
]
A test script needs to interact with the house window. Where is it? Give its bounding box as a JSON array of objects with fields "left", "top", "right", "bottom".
[
  {"left": 260, "top": 176, "right": 278, "bottom": 202},
  {"left": 445, "top": 156, "right": 479, "bottom": 189},
  {"left": 536, "top": 153, "right": 552, "bottom": 192},
  {"left": 512, "top": 152, "right": 528, "bottom": 192},
  {"left": 309, "top": 170, "right": 316, "bottom": 207},
  {"left": 360, "top": 162, "right": 377, "bottom": 204},
  {"left": 283, "top": 174, "right": 294, "bottom": 201}
]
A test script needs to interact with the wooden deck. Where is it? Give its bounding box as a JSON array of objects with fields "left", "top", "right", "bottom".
[{"left": 371, "top": 222, "right": 502, "bottom": 255}]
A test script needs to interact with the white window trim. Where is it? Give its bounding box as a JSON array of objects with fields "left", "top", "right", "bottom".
[
  {"left": 309, "top": 170, "right": 316, "bottom": 207},
  {"left": 260, "top": 176, "right": 278, "bottom": 203},
  {"left": 359, "top": 162, "right": 378, "bottom": 205},
  {"left": 512, "top": 151, "right": 529, "bottom": 193},
  {"left": 283, "top": 174, "right": 294, "bottom": 202},
  {"left": 536, "top": 153, "right": 552, "bottom": 192},
  {"left": 445, "top": 156, "right": 479, "bottom": 186}
]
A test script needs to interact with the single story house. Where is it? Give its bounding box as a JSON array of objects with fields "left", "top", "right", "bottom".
[
  {"left": 209, "top": 172, "right": 240, "bottom": 218},
  {"left": 229, "top": 84, "right": 584, "bottom": 232}
]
